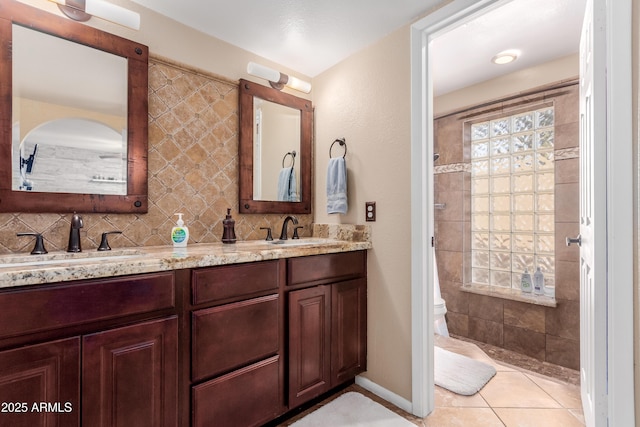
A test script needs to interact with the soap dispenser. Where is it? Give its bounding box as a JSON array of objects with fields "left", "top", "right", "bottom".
[
  {"left": 521, "top": 268, "right": 533, "bottom": 293},
  {"left": 533, "top": 267, "right": 545, "bottom": 295},
  {"left": 222, "top": 208, "right": 237, "bottom": 244},
  {"left": 171, "top": 213, "right": 189, "bottom": 247}
]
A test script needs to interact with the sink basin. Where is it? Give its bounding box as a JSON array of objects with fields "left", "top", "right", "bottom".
[{"left": 0, "top": 249, "right": 143, "bottom": 269}]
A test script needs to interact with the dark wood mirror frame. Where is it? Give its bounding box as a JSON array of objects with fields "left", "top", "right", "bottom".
[
  {"left": 239, "top": 79, "right": 312, "bottom": 214},
  {"left": 0, "top": 0, "right": 148, "bottom": 213}
]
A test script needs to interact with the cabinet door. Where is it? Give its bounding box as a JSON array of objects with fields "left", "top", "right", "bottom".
[
  {"left": 331, "top": 278, "right": 367, "bottom": 386},
  {"left": 82, "top": 317, "right": 178, "bottom": 427},
  {"left": 288, "top": 285, "right": 331, "bottom": 408},
  {"left": 0, "top": 337, "right": 79, "bottom": 427}
]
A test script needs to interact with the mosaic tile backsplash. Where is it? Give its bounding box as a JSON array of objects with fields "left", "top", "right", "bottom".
[{"left": 0, "top": 56, "right": 312, "bottom": 254}]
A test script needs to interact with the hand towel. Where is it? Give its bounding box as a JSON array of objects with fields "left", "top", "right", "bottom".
[
  {"left": 277, "top": 167, "right": 298, "bottom": 202},
  {"left": 326, "top": 157, "right": 347, "bottom": 214}
]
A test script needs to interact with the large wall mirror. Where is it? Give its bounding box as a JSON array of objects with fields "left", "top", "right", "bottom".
[
  {"left": 239, "top": 79, "right": 312, "bottom": 214},
  {"left": 0, "top": 0, "right": 149, "bottom": 213}
]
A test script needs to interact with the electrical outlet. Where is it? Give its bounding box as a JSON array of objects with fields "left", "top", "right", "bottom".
[{"left": 365, "top": 202, "right": 376, "bottom": 221}]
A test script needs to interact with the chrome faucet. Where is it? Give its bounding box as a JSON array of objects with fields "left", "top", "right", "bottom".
[
  {"left": 279, "top": 215, "right": 298, "bottom": 240},
  {"left": 67, "top": 213, "right": 84, "bottom": 252}
]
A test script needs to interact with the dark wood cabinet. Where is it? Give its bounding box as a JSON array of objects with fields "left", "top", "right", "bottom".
[
  {"left": 189, "top": 260, "right": 285, "bottom": 427},
  {"left": 0, "top": 272, "right": 177, "bottom": 427},
  {"left": 0, "top": 337, "right": 80, "bottom": 427},
  {"left": 0, "top": 250, "right": 365, "bottom": 427},
  {"left": 331, "top": 278, "right": 367, "bottom": 386},
  {"left": 288, "top": 285, "right": 332, "bottom": 408},
  {"left": 287, "top": 252, "right": 367, "bottom": 408},
  {"left": 82, "top": 317, "right": 178, "bottom": 427}
]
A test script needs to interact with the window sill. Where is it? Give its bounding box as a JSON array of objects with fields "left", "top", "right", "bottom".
[{"left": 461, "top": 284, "right": 557, "bottom": 308}]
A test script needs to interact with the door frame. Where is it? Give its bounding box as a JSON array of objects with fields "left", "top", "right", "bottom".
[{"left": 409, "top": 0, "right": 635, "bottom": 422}]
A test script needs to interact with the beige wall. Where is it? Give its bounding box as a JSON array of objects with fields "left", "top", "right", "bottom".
[
  {"left": 634, "top": 0, "right": 640, "bottom": 424},
  {"left": 313, "top": 27, "right": 413, "bottom": 399}
]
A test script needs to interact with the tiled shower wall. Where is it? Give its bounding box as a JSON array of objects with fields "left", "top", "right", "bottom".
[
  {"left": 434, "top": 82, "right": 580, "bottom": 370},
  {"left": 0, "top": 56, "right": 312, "bottom": 254}
]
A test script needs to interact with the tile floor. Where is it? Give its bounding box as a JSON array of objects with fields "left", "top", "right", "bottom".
[{"left": 278, "top": 335, "right": 584, "bottom": 426}]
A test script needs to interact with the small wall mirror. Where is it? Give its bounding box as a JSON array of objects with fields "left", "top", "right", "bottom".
[
  {"left": 0, "top": 0, "right": 149, "bottom": 213},
  {"left": 239, "top": 79, "right": 312, "bottom": 214}
]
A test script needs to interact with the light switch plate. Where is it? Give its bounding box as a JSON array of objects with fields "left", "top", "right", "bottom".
[{"left": 365, "top": 202, "right": 376, "bottom": 221}]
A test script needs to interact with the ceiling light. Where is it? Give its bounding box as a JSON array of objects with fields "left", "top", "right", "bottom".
[
  {"left": 48, "top": 0, "right": 141, "bottom": 30},
  {"left": 492, "top": 50, "right": 520, "bottom": 65},
  {"left": 247, "top": 62, "right": 312, "bottom": 94}
]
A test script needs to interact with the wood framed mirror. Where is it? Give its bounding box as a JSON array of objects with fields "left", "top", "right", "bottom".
[
  {"left": 0, "top": 0, "right": 148, "bottom": 213},
  {"left": 239, "top": 79, "right": 312, "bottom": 214}
]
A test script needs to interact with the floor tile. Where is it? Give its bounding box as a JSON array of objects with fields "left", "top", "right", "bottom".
[
  {"left": 434, "top": 386, "right": 489, "bottom": 408},
  {"left": 424, "top": 407, "right": 505, "bottom": 427},
  {"left": 524, "top": 372, "right": 582, "bottom": 409},
  {"left": 494, "top": 408, "right": 586, "bottom": 426},
  {"left": 479, "top": 371, "right": 561, "bottom": 408}
]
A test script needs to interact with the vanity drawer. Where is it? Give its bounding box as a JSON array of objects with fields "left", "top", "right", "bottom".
[
  {"left": 288, "top": 251, "right": 366, "bottom": 286},
  {"left": 0, "top": 272, "right": 175, "bottom": 340},
  {"left": 192, "top": 294, "right": 279, "bottom": 381},
  {"left": 192, "top": 356, "right": 282, "bottom": 427},
  {"left": 191, "top": 260, "right": 281, "bottom": 305}
]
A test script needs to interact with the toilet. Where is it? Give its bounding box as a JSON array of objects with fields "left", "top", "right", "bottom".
[{"left": 433, "top": 252, "right": 449, "bottom": 337}]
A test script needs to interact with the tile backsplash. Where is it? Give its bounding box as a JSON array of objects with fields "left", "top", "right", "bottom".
[{"left": 0, "top": 56, "right": 312, "bottom": 254}]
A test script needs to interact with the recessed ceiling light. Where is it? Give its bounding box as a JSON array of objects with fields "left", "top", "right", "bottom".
[{"left": 492, "top": 50, "right": 520, "bottom": 65}]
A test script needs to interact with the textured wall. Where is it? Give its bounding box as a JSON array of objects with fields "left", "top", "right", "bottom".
[
  {"left": 0, "top": 57, "right": 312, "bottom": 254},
  {"left": 434, "top": 82, "right": 580, "bottom": 370}
]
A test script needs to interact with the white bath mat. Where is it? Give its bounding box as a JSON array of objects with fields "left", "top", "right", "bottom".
[
  {"left": 434, "top": 346, "right": 497, "bottom": 395},
  {"left": 290, "top": 391, "right": 415, "bottom": 427}
]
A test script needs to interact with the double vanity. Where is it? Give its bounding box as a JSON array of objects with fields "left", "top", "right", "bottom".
[{"left": 0, "top": 238, "right": 370, "bottom": 427}]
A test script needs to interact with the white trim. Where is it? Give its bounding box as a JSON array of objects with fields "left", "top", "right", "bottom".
[
  {"left": 355, "top": 376, "right": 413, "bottom": 414},
  {"left": 409, "top": 0, "right": 508, "bottom": 417},
  {"left": 605, "top": 0, "right": 635, "bottom": 425}
]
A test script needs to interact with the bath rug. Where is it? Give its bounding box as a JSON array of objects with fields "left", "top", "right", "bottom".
[
  {"left": 290, "top": 391, "right": 415, "bottom": 427},
  {"left": 434, "top": 346, "right": 497, "bottom": 395}
]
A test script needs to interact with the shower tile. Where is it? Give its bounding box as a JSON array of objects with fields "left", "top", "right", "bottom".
[
  {"left": 468, "top": 294, "right": 503, "bottom": 323},
  {"left": 468, "top": 317, "right": 503, "bottom": 346},
  {"left": 546, "top": 335, "right": 579, "bottom": 370},
  {"left": 504, "top": 300, "right": 545, "bottom": 333},
  {"left": 437, "top": 250, "right": 464, "bottom": 283},
  {"left": 555, "top": 223, "right": 580, "bottom": 262},
  {"left": 553, "top": 86, "right": 579, "bottom": 126},
  {"left": 435, "top": 221, "right": 464, "bottom": 252},
  {"left": 435, "top": 171, "right": 465, "bottom": 191},
  {"left": 503, "top": 325, "right": 545, "bottom": 360},
  {"left": 446, "top": 312, "right": 469, "bottom": 336},
  {"left": 554, "top": 183, "right": 579, "bottom": 223},
  {"left": 555, "top": 158, "right": 579, "bottom": 184},
  {"left": 435, "top": 190, "right": 465, "bottom": 222},
  {"left": 554, "top": 261, "right": 579, "bottom": 301},
  {"left": 439, "top": 281, "right": 469, "bottom": 314},
  {"left": 545, "top": 300, "right": 579, "bottom": 341}
]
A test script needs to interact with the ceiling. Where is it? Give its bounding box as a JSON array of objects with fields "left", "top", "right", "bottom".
[{"left": 129, "top": 0, "right": 586, "bottom": 96}]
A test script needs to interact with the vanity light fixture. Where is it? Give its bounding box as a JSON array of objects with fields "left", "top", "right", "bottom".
[
  {"left": 48, "top": 0, "right": 140, "bottom": 30},
  {"left": 491, "top": 50, "right": 520, "bottom": 65},
  {"left": 247, "top": 62, "right": 312, "bottom": 94}
]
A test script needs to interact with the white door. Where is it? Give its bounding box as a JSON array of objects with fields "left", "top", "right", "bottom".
[{"left": 577, "top": 1, "right": 607, "bottom": 425}]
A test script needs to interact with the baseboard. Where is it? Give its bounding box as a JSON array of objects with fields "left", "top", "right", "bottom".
[{"left": 355, "top": 375, "right": 413, "bottom": 414}]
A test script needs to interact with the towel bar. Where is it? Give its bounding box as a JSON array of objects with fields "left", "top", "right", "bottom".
[
  {"left": 282, "top": 151, "right": 296, "bottom": 168},
  {"left": 329, "top": 138, "right": 347, "bottom": 158}
]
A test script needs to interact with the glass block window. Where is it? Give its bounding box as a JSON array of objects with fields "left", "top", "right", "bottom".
[{"left": 470, "top": 107, "right": 555, "bottom": 289}]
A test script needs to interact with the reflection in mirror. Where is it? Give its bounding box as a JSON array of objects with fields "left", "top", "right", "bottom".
[
  {"left": 12, "top": 23, "right": 128, "bottom": 195},
  {"left": 253, "top": 98, "right": 301, "bottom": 202},
  {"left": 239, "top": 79, "right": 312, "bottom": 214}
]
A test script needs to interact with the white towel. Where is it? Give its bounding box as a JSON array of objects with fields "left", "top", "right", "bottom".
[
  {"left": 326, "top": 157, "right": 347, "bottom": 214},
  {"left": 277, "top": 167, "right": 298, "bottom": 202}
]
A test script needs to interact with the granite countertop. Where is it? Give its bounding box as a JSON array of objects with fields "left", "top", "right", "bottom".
[{"left": 0, "top": 237, "right": 372, "bottom": 289}]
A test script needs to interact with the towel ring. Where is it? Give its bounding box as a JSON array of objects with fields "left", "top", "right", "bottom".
[
  {"left": 329, "top": 138, "right": 347, "bottom": 158},
  {"left": 282, "top": 151, "right": 296, "bottom": 168}
]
